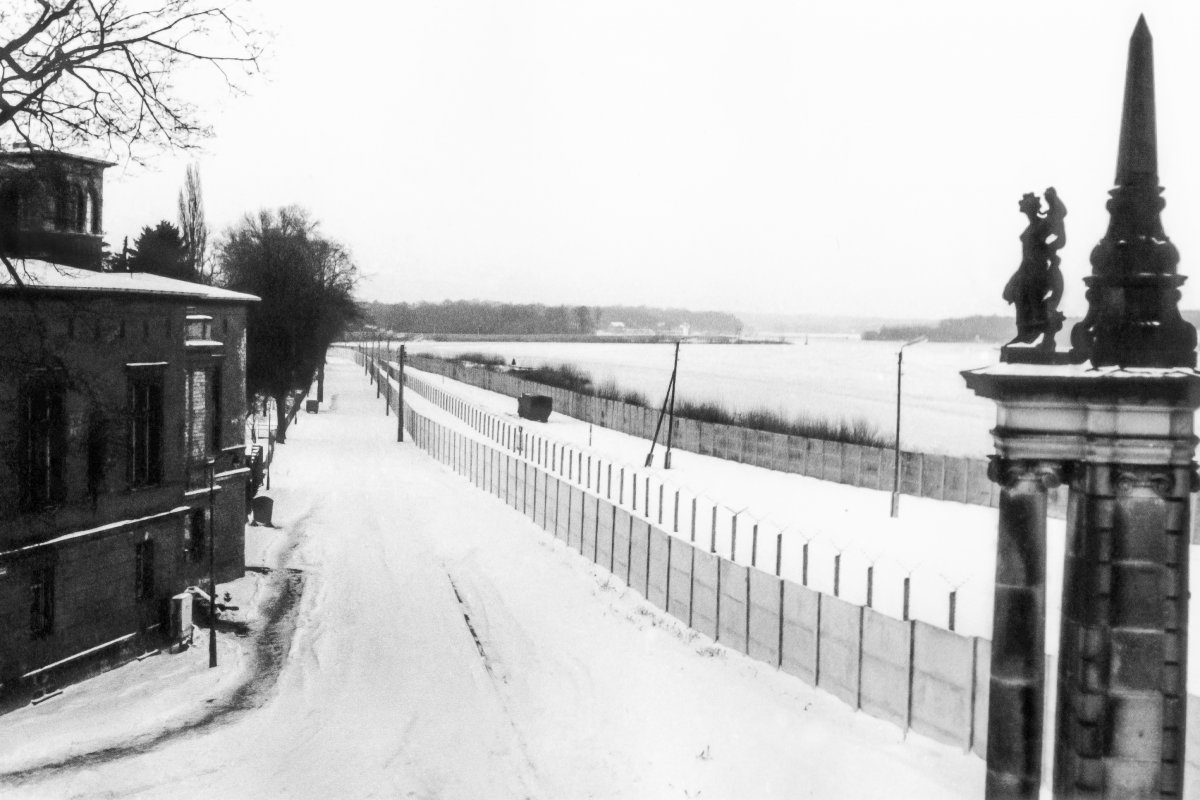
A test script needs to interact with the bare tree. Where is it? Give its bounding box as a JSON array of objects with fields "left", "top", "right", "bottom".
[
  {"left": 0, "top": 0, "right": 259, "bottom": 285},
  {"left": 178, "top": 162, "right": 208, "bottom": 281},
  {"left": 0, "top": 1, "right": 260, "bottom": 155},
  {"left": 217, "top": 207, "right": 360, "bottom": 442}
]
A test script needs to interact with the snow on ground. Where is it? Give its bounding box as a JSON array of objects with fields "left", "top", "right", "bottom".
[
  {"left": 0, "top": 355, "right": 982, "bottom": 799},
  {"left": 399, "top": 363, "right": 1022, "bottom": 640},
  {"left": 395, "top": 360, "right": 1200, "bottom": 693}
]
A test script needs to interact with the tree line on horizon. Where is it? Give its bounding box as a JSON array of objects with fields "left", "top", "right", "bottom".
[
  {"left": 864, "top": 311, "right": 1200, "bottom": 343},
  {"left": 365, "top": 301, "right": 743, "bottom": 336}
]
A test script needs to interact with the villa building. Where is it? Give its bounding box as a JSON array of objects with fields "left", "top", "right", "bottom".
[{"left": 0, "top": 146, "right": 257, "bottom": 707}]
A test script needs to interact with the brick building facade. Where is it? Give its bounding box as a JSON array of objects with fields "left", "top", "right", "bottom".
[{"left": 0, "top": 148, "right": 257, "bottom": 707}]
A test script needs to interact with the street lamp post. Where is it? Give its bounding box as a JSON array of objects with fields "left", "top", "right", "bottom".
[
  {"left": 207, "top": 458, "right": 217, "bottom": 668},
  {"left": 890, "top": 335, "right": 927, "bottom": 517}
]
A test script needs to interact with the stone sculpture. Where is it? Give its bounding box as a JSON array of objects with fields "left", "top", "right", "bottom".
[{"left": 1002, "top": 188, "right": 1066, "bottom": 352}]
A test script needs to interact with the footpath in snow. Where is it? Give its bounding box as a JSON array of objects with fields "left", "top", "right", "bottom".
[{"left": 0, "top": 355, "right": 981, "bottom": 800}]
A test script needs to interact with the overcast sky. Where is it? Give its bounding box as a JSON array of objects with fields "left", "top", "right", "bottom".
[{"left": 100, "top": 1, "right": 1200, "bottom": 320}]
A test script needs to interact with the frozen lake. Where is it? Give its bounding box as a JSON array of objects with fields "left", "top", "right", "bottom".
[{"left": 403, "top": 338, "right": 1004, "bottom": 458}]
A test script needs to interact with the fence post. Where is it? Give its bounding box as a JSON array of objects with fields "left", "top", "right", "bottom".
[
  {"left": 633, "top": 474, "right": 638, "bottom": 510},
  {"left": 751, "top": 524, "right": 758, "bottom": 568},
  {"left": 802, "top": 542, "right": 809, "bottom": 586},
  {"left": 775, "top": 533, "right": 783, "bottom": 577},
  {"left": 691, "top": 498, "right": 697, "bottom": 542},
  {"left": 620, "top": 468, "right": 625, "bottom": 504},
  {"left": 834, "top": 553, "right": 841, "bottom": 596},
  {"left": 903, "top": 576, "right": 911, "bottom": 620},
  {"left": 607, "top": 463, "right": 612, "bottom": 499},
  {"left": 710, "top": 506, "right": 717, "bottom": 554},
  {"left": 867, "top": 565, "right": 874, "bottom": 607},
  {"left": 645, "top": 476, "right": 651, "bottom": 518},
  {"left": 673, "top": 490, "right": 679, "bottom": 532},
  {"left": 731, "top": 513, "right": 738, "bottom": 561}
]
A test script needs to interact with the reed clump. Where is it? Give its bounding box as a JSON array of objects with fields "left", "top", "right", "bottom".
[{"left": 432, "top": 354, "right": 888, "bottom": 448}]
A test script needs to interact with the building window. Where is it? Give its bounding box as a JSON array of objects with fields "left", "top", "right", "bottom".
[
  {"left": 129, "top": 372, "right": 164, "bottom": 487},
  {"left": 74, "top": 186, "right": 87, "bottom": 231},
  {"left": 186, "top": 368, "right": 209, "bottom": 488},
  {"left": 30, "top": 565, "right": 54, "bottom": 639},
  {"left": 134, "top": 540, "right": 155, "bottom": 600},
  {"left": 86, "top": 413, "right": 108, "bottom": 505},
  {"left": 22, "top": 380, "right": 65, "bottom": 510},
  {"left": 211, "top": 364, "right": 223, "bottom": 452},
  {"left": 88, "top": 189, "right": 100, "bottom": 234},
  {"left": 187, "top": 509, "right": 206, "bottom": 563}
]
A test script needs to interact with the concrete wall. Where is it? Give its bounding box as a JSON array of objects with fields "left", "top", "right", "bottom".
[
  {"left": 647, "top": 528, "right": 671, "bottom": 611},
  {"left": 717, "top": 560, "right": 749, "bottom": 655},
  {"left": 400, "top": 353, "right": 1013, "bottom": 515},
  {"left": 859, "top": 609, "right": 912, "bottom": 730},
  {"left": 910, "top": 621, "right": 976, "bottom": 750},
  {"left": 781, "top": 580, "right": 819, "bottom": 685},
  {"left": 667, "top": 538, "right": 693, "bottom": 625},
  {"left": 817, "top": 595, "right": 862, "bottom": 708},
  {"left": 748, "top": 570, "right": 782, "bottom": 667},
  {"left": 691, "top": 550, "right": 719, "bottom": 641},
  {"left": 381, "top": 360, "right": 1200, "bottom": 782}
]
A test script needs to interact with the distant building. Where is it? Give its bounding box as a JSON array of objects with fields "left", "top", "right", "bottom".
[{"left": 0, "top": 147, "right": 257, "bottom": 707}]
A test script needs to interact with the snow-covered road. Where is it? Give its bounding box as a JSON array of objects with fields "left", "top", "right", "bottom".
[{"left": 3, "top": 356, "right": 981, "bottom": 799}]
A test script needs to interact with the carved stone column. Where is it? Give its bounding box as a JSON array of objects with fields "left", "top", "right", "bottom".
[
  {"left": 967, "top": 18, "right": 1200, "bottom": 798},
  {"left": 1053, "top": 463, "right": 1193, "bottom": 798},
  {"left": 986, "top": 459, "right": 1064, "bottom": 799}
]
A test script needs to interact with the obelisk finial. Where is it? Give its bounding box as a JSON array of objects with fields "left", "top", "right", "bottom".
[
  {"left": 1115, "top": 15, "right": 1158, "bottom": 185},
  {"left": 1070, "top": 16, "right": 1197, "bottom": 368}
]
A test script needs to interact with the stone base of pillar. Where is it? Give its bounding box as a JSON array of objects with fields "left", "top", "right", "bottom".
[{"left": 964, "top": 363, "right": 1200, "bottom": 800}]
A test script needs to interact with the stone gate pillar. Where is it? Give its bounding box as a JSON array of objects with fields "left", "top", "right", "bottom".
[{"left": 965, "top": 16, "right": 1200, "bottom": 800}]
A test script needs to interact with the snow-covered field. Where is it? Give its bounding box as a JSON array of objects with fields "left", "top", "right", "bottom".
[
  {"left": 0, "top": 356, "right": 982, "bottom": 799},
  {"left": 402, "top": 339, "right": 1003, "bottom": 457},
  {"left": 394, "top": 357, "right": 1200, "bottom": 698}
]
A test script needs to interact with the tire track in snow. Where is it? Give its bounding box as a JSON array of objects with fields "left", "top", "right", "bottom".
[{"left": 445, "top": 569, "right": 541, "bottom": 798}]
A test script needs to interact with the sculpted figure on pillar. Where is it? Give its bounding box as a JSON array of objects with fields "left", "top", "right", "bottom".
[{"left": 1003, "top": 188, "right": 1067, "bottom": 352}]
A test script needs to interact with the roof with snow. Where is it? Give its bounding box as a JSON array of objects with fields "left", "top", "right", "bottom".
[{"left": 0, "top": 259, "right": 258, "bottom": 303}]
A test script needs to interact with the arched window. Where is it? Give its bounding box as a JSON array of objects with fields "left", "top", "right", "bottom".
[
  {"left": 88, "top": 189, "right": 100, "bottom": 234},
  {"left": 75, "top": 186, "right": 87, "bottom": 231},
  {"left": 0, "top": 185, "right": 20, "bottom": 228}
]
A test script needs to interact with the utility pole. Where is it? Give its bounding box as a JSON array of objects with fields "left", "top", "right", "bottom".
[
  {"left": 397, "top": 344, "right": 406, "bottom": 442},
  {"left": 645, "top": 342, "right": 680, "bottom": 468},
  {"left": 891, "top": 335, "right": 926, "bottom": 517}
]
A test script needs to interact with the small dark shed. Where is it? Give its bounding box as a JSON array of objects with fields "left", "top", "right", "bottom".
[{"left": 518, "top": 394, "right": 552, "bottom": 422}]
